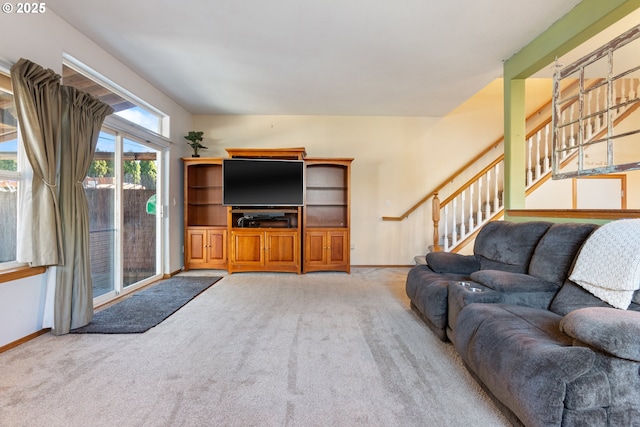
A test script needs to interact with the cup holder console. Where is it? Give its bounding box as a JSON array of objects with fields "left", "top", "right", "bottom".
[{"left": 457, "top": 281, "right": 483, "bottom": 292}]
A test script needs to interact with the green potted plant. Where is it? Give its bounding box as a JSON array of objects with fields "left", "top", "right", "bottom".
[{"left": 184, "top": 131, "right": 207, "bottom": 157}]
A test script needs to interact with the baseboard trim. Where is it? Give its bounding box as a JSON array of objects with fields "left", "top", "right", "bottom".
[
  {"left": 0, "top": 328, "right": 50, "bottom": 354},
  {"left": 163, "top": 267, "right": 184, "bottom": 279},
  {"left": 351, "top": 265, "right": 413, "bottom": 268}
]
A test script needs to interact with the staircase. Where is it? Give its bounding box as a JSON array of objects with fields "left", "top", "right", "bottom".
[{"left": 383, "top": 77, "right": 640, "bottom": 255}]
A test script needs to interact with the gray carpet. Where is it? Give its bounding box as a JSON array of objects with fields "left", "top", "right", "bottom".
[
  {"left": 0, "top": 268, "right": 510, "bottom": 427},
  {"left": 70, "top": 276, "right": 222, "bottom": 333}
]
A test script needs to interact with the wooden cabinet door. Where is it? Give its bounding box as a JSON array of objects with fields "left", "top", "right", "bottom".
[
  {"left": 230, "top": 230, "right": 264, "bottom": 271},
  {"left": 186, "top": 228, "right": 208, "bottom": 268},
  {"left": 207, "top": 229, "right": 227, "bottom": 268},
  {"left": 186, "top": 228, "right": 227, "bottom": 269},
  {"left": 304, "top": 229, "right": 349, "bottom": 273},
  {"left": 304, "top": 231, "right": 328, "bottom": 269},
  {"left": 327, "top": 230, "right": 348, "bottom": 269},
  {"left": 265, "top": 230, "right": 300, "bottom": 272}
]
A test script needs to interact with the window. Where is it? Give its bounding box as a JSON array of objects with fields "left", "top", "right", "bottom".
[
  {"left": 552, "top": 23, "right": 640, "bottom": 179},
  {"left": 62, "top": 58, "right": 167, "bottom": 136},
  {"left": 0, "top": 73, "right": 19, "bottom": 267}
]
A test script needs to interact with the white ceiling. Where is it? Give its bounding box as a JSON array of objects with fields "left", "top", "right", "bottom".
[{"left": 49, "top": 0, "right": 585, "bottom": 116}]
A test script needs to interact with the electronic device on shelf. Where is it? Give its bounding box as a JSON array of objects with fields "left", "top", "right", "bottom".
[{"left": 222, "top": 158, "right": 304, "bottom": 207}]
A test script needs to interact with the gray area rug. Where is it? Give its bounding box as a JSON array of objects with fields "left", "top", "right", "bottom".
[
  {"left": 1, "top": 269, "right": 510, "bottom": 426},
  {"left": 70, "top": 276, "right": 222, "bottom": 334}
]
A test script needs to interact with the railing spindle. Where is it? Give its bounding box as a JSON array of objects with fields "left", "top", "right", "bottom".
[
  {"left": 443, "top": 204, "right": 449, "bottom": 252},
  {"left": 460, "top": 191, "right": 466, "bottom": 238},
  {"left": 468, "top": 183, "right": 474, "bottom": 231},
  {"left": 527, "top": 137, "right": 533, "bottom": 185},
  {"left": 535, "top": 131, "right": 541, "bottom": 181},
  {"left": 451, "top": 197, "right": 457, "bottom": 246},
  {"left": 493, "top": 163, "right": 500, "bottom": 212}
]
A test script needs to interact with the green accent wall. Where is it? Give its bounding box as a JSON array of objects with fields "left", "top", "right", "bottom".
[{"left": 503, "top": 0, "right": 640, "bottom": 218}]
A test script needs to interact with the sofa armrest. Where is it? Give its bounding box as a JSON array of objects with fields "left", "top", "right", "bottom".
[
  {"left": 560, "top": 307, "right": 640, "bottom": 362},
  {"left": 470, "top": 270, "right": 559, "bottom": 293},
  {"left": 425, "top": 252, "right": 479, "bottom": 275}
]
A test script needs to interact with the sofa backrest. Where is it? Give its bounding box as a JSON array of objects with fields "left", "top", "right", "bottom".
[
  {"left": 473, "top": 221, "right": 553, "bottom": 274},
  {"left": 550, "top": 280, "right": 640, "bottom": 316},
  {"left": 528, "top": 223, "right": 598, "bottom": 286}
]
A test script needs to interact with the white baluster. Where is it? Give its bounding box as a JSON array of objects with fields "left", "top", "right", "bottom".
[
  {"left": 485, "top": 172, "right": 491, "bottom": 219},
  {"left": 561, "top": 110, "right": 567, "bottom": 159},
  {"left": 544, "top": 123, "right": 550, "bottom": 173},
  {"left": 477, "top": 178, "right": 483, "bottom": 226},
  {"left": 468, "top": 183, "right": 474, "bottom": 231},
  {"left": 569, "top": 105, "right": 575, "bottom": 147},
  {"left": 451, "top": 198, "right": 457, "bottom": 246},
  {"left": 596, "top": 87, "right": 602, "bottom": 129},
  {"left": 443, "top": 205, "right": 449, "bottom": 252},
  {"left": 535, "top": 131, "right": 542, "bottom": 181},
  {"left": 460, "top": 192, "right": 466, "bottom": 238},
  {"left": 493, "top": 163, "right": 500, "bottom": 212},
  {"left": 586, "top": 90, "right": 593, "bottom": 139},
  {"left": 527, "top": 137, "right": 533, "bottom": 185}
]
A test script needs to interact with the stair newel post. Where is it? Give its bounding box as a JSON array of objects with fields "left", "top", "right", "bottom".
[{"left": 431, "top": 192, "right": 441, "bottom": 252}]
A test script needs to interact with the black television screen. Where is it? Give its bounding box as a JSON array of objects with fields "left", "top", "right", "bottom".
[{"left": 222, "top": 158, "right": 305, "bottom": 206}]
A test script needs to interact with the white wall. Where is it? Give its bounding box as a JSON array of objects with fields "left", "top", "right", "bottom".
[
  {"left": 193, "top": 79, "right": 557, "bottom": 265},
  {"left": 194, "top": 80, "right": 510, "bottom": 265},
  {"left": 0, "top": 10, "right": 192, "bottom": 347}
]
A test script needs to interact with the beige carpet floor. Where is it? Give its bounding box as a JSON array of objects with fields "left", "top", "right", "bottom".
[{"left": 0, "top": 268, "right": 511, "bottom": 427}]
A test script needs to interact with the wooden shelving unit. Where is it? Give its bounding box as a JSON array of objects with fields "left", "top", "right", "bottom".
[
  {"left": 183, "top": 158, "right": 227, "bottom": 270},
  {"left": 304, "top": 158, "right": 353, "bottom": 273},
  {"left": 182, "top": 149, "right": 353, "bottom": 274}
]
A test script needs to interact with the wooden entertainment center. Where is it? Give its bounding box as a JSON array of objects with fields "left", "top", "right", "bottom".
[{"left": 182, "top": 148, "right": 353, "bottom": 274}]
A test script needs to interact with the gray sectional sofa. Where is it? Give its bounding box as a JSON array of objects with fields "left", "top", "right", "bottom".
[{"left": 406, "top": 220, "right": 640, "bottom": 426}]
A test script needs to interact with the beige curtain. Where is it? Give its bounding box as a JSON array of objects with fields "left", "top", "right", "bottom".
[
  {"left": 53, "top": 86, "right": 113, "bottom": 334},
  {"left": 10, "top": 58, "right": 63, "bottom": 266}
]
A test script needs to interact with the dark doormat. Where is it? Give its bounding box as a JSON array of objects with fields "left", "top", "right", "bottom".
[{"left": 70, "top": 276, "right": 223, "bottom": 334}]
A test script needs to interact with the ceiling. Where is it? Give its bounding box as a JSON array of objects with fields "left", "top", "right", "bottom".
[{"left": 48, "top": 0, "right": 586, "bottom": 116}]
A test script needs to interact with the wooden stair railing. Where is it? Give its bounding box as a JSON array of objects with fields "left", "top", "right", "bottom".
[{"left": 383, "top": 77, "right": 640, "bottom": 255}]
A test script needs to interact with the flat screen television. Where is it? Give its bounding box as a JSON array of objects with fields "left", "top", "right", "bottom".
[{"left": 222, "top": 158, "right": 305, "bottom": 206}]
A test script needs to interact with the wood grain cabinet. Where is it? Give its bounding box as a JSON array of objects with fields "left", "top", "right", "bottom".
[
  {"left": 183, "top": 151, "right": 352, "bottom": 274},
  {"left": 182, "top": 158, "right": 228, "bottom": 270},
  {"left": 303, "top": 158, "right": 353, "bottom": 273},
  {"left": 229, "top": 229, "right": 300, "bottom": 273},
  {"left": 304, "top": 229, "right": 349, "bottom": 272},
  {"left": 186, "top": 228, "right": 227, "bottom": 269}
]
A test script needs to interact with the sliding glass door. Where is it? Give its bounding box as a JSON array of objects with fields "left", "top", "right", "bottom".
[
  {"left": 87, "top": 130, "right": 117, "bottom": 300},
  {"left": 122, "top": 136, "right": 160, "bottom": 288},
  {"left": 88, "top": 129, "right": 163, "bottom": 305}
]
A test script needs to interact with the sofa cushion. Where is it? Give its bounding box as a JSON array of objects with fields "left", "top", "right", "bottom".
[
  {"left": 473, "top": 221, "right": 552, "bottom": 273},
  {"left": 455, "top": 303, "right": 597, "bottom": 427},
  {"left": 470, "top": 269, "right": 559, "bottom": 309},
  {"left": 550, "top": 280, "right": 640, "bottom": 317},
  {"left": 528, "top": 222, "right": 597, "bottom": 285},
  {"left": 560, "top": 307, "right": 640, "bottom": 362},
  {"left": 425, "top": 251, "right": 479, "bottom": 275}
]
